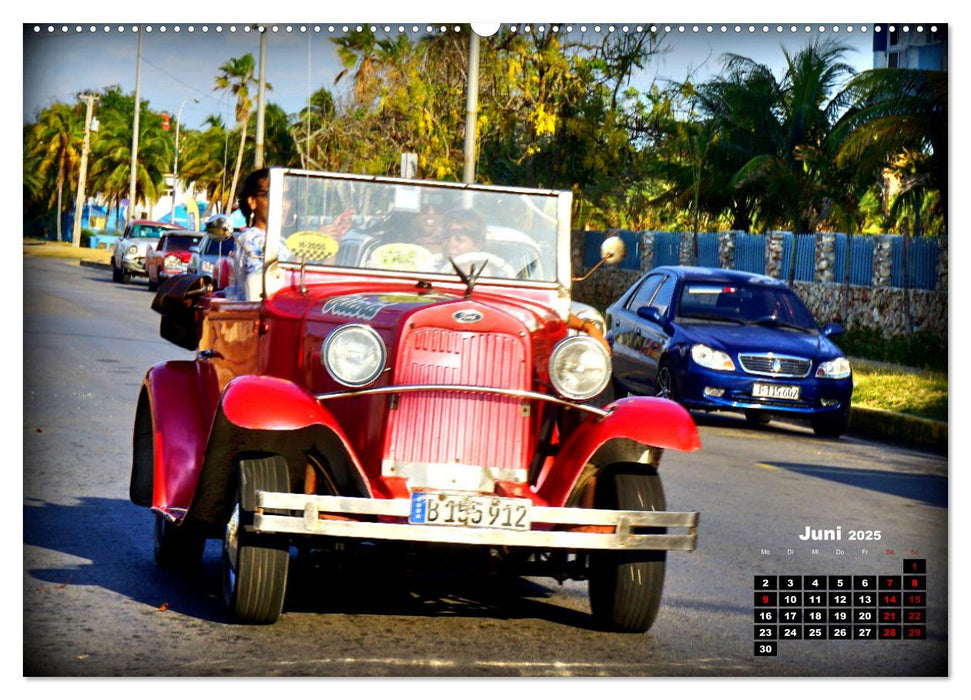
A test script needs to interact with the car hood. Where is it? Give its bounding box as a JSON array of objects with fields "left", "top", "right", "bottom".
[
  {"left": 124, "top": 239, "right": 161, "bottom": 254},
  {"left": 679, "top": 322, "right": 843, "bottom": 359}
]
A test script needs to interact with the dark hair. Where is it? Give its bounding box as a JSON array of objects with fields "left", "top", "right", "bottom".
[
  {"left": 238, "top": 168, "right": 269, "bottom": 220},
  {"left": 442, "top": 209, "right": 487, "bottom": 245}
]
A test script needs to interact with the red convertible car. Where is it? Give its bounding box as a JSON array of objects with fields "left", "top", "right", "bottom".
[
  {"left": 132, "top": 169, "right": 701, "bottom": 632},
  {"left": 146, "top": 230, "right": 203, "bottom": 291}
]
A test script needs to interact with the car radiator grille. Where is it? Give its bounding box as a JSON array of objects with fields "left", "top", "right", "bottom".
[
  {"left": 384, "top": 327, "right": 529, "bottom": 473},
  {"left": 738, "top": 353, "right": 812, "bottom": 378}
]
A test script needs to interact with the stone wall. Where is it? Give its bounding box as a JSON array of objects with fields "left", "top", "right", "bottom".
[{"left": 571, "top": 230, "right": 948, "bottom": 339}]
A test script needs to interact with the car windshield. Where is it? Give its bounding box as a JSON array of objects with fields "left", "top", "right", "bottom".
[
  {"left": 131, "top": 225, "right": 171, "bottom": 239},
  {"left": 203, "top": 237, "right": 235, "bottom": 256},
  {"left": 677, "top": 282, "right": 818, "bottom": 331},
  {"left": 163, "top": 235, "right": 201, "bottom": 251},
  {"left": 272, "top": 171, "right": 564, "bottom": 283}
]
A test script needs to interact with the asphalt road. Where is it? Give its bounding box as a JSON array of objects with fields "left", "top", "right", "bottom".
[{"left": 22, "top": 256, "right": 948, "bottom": 678}]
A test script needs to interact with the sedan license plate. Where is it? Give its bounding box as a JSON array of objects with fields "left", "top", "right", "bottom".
[
  {"left": 409, "top": 492, "right": 531, "bottom": 531},
  {"left": 752, "top": 382, "right": 800, "bottom": 401}
]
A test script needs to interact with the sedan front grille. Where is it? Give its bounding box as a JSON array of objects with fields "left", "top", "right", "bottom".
[{"left": 738, "top": 353, "right": 812, "bottom": 378}]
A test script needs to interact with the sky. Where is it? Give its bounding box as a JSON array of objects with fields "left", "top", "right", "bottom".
[{"left": 21, "top": 20, "right": 879, "bottom": 132}]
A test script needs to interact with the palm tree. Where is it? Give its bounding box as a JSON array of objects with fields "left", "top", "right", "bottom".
[
  {"left": 214, "top": 54, "right": 259, "bottom": 215},
  {"left": 28, "top": 103, "right": 82, "bottom": 241},
  {"left": 180, "top": 114, "right": 234, "bottom": 215}
]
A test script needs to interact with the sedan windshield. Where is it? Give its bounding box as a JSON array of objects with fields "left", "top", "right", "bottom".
[
  {"left": 163, "top": 236, "right": 201, "bottom": 251},
  {"left": 274, "top": 172, "right": 562, "bottom": 283},
  {"left": 677, "top": 283, "right": 818, "bottom": 331}
]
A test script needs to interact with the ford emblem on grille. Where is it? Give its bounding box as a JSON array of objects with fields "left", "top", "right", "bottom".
[{"left": 453, "top": 310, "right": 483, "bottom": 324}]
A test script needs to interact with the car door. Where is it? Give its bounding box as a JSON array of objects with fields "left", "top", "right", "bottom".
[{"left": 610, "top": 273, "right": 664, "bottom": 394}]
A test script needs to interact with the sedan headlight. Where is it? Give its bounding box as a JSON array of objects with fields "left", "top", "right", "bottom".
[
  {"left": 549, "top": 335, "right": 611, "bottom": 400},
  {"left": 816, "top": 356, "right": 851, "bottom": 379},
  {"left": 127, "top": 244, "right": 139, "bottom": 255},
  {"left": 690, "top": 344, "right": 736, "bottom": 371},
  {"left": 322, "top": 324, "right": 386, "bottom": 387}
]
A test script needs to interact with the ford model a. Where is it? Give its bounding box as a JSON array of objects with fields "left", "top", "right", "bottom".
[{"left": 132, "top": 168, "right": 701, "bottom": 633}]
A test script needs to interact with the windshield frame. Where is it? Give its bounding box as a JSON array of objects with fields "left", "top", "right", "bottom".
[{"left": 263, "top": 168, "right": 573, "bottom": 293}]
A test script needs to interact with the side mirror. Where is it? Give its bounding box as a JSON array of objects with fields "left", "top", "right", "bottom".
[
  {"left": 600, "top": 235, "right": 626, "bottom": 266},
  {"left": 636, "top": 305, "right": 664, "bottom": 325},
  {"left": 822, "top": 322, "right": 844, "bottom": 338}
]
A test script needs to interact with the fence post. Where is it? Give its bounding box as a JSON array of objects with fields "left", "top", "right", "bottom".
[
  {"left": 936, "top": 235, "right": 948, "bottom": 292},
  {"left": 766, "top": 232, "right": 785, "bottom": 278},
  {"left": 718, "top": 231, "right": 735, "bottom": 270},
  {"left": 872, "top": 234, "right": 893, "bottom": 287},
  {"left": 640, "top": 231, "right": 655, "bottom": 271},
  {"left": 679, "top": 232, "right": 694, "bottom": 265},
  {"left": 817, "top": 233, "right": 836, "bottom": 283}
]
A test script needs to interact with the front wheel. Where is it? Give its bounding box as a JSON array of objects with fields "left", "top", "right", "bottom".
[
  {"left": 811, "top": 408, "right": 849, "bottom": 438},
  {"left": 111, "top": 258, "right": 121, "bottom": 283},
  {"left": 223, "top": 455, "right": 291, "bottom": 624},
  {"left": 588, "top": 465, "right": 667, "bottom": 633},
  {"left": 653, "top": 361, "right": 676, "bottom": 401}
]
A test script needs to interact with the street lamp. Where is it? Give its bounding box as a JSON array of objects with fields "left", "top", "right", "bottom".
[{"left": 172, "top": 97, "right": 199, "bottom": 223}]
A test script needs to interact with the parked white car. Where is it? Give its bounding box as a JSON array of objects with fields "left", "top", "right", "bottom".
[{"left": 111, "top": 220, "right": 181, "bottom": 284}]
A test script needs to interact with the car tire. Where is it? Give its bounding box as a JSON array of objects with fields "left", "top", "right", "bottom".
[
  {"left": 222, "top": 455, "right": 290, "bottom": 624},
  {"left": 148, "top": 274, "right": 158, "bottom": 292},
  {"left": 653, "top": 360, "right": 676, "bottom": 401},
  {"left": 745, "top": 411, "right": 772, "bottom": 427},
  {"left": 153, "top": 513, "right": 205, "bottom": 569},
  {"left": 121, "top": 268, "right": 132, "bottom": 285},
  {"left": 588, "top": 465, "right": 667, "bottom": 633},
  {"left": 811, "top": 407, "right": 850, "bottom": 438},
  {"left": 111, "top": 258, "right": 121, "bottom": 283}
]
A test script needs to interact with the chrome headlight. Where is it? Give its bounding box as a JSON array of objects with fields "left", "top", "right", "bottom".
[
  {"left": 549, "top": 336, "right": 611, "bottom": 400},
  {"left": 816, "top": 356, "right": 851, "bottom": 379},
  {"left": 127, "top": 244, "right": 139, "bottom": 255},
  {"left": 690, "top": 343, "right": 736, "bottom": 371},
  {"left": 322, "top": 324, "right": 386, "bottom": 387}
]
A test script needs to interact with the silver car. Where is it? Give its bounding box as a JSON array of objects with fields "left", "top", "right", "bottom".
[
  {"left": 187, "top": 217, "right": 236, "bottom": 290},
  {"left": 111, "top": 220, "right": 180, "bottom": 284}
]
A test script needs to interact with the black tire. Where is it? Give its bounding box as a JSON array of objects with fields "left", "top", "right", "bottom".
[
  {"left": 153, "top": 513, "right": 205, "bottom": 569},
  {"left": 222, "top": 455, "right": 291, "bottom": 624},
  {"left": 148, "top": 273, "right": 159, "bottom": 292},
  {"left": 653, "top": 360, "right": 676, "bottom": 401},
  {"left": 588, "top": 465, "right": 667, "bottom": 633},
  {"left": 111, "top": 258, "right": 122, "bottom": 283},
  {"left": 744, "top": 410, "right": 772, "bottom": 427},
  {"left": 811, "top": 408, "right": 849, "bottom": 438},
  {"left": 121, "top": 268, "right": 132, "bottom": 285}
]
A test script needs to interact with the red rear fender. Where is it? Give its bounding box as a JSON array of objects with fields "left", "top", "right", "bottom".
[{"left": 535, "top": 396, "right": 701, "bottom": 507}]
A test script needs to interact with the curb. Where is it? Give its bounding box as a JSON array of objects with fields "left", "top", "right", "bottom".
[
  {"left": 80, "top": 259, "right": 111, "bottom": 271},
  {"left": 848, "top": 405, "right": 946, "bottom": 454}
]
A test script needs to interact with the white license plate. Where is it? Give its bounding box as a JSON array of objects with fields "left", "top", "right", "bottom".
[
  {"left": 752, "top": 382, "right": 800, "bottom": 400},
  {"left": 409, "top": 492, "right": 531, "bottom": 531}
]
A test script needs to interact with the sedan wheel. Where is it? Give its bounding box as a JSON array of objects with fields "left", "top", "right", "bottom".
[{"left": 654, "top": 362, "right": 675, "bottom": 401}]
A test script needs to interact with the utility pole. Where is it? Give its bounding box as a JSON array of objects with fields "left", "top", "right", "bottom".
[
  {"left": 254, "top": 27, "right": 268, "bottom": 169},
  {"left": 462, "top": 28, "right": 481, "bottom": 184},
  {"left": 128, "top": 26, "right": 143, "bottom": 227},
  {"left": 72, "top": 93, "right": 97, "bottom": 248},
  {"left": 172, "top": 97, "right": 199, "bottom": 222}
]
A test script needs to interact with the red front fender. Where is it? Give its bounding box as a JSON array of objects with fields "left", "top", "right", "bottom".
[
  {"left": 221, "top": 375, "right": 339, "bottom": 431},
  {"left": 535, "top": 396, "right": 701, "bottom": 507}
]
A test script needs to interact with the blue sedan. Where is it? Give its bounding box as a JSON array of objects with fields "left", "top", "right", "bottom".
[{"left": 606, "top": 266, "right": 853, "bottom": 437}]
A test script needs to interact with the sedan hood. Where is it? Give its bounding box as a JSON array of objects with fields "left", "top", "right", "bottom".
[{"left": 680, "top": 322, "right": 842, "bottom": 359}]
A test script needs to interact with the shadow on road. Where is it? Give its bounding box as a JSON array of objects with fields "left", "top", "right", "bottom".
[
  {"left": 757, "top": 462, "right": 947, "bottom": 507},
  {"left": 24, "top": 497, "right": 602, "bottom": 631}
]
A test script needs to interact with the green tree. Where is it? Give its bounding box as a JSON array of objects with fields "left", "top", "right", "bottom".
[
  {"left": 28, "top": 102, "right": 82, "bottom": 241},
  {"left": 214, "top": 54, "right": 263, "bottom": 216}
]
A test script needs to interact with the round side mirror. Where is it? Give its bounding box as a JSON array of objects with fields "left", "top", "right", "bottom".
[{"left": 600, "top": 236, "right": 626, "bottom": 266}]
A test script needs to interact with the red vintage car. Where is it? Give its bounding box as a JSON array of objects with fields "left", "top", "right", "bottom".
[
  {"left": 132, "top": 169, "right": 701, "bottom": 632},
  {"left": 146, "top": 230, "right": 204, "bottom": 291}
]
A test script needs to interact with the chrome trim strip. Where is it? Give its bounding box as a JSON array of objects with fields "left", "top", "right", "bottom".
[
  {"left": 738, "top": 352, "right": 812, "bottom": 378},
  {"left": 254, "top": 492, "right": 698, "bottom": 551},
  {"left": 316, "top": 384, "right": 611, "bottom": 418}
]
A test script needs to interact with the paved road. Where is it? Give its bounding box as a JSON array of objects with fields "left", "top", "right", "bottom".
[{"left": 22, "top": 256, "right": 948, "bottom": 677}]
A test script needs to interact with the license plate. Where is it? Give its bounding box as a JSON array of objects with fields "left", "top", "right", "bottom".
[
  {"left": 409, "top": 492, "right": 531, "bottom": 531},
  {"left": 752, "top": 382, "right": 800, "bottom": 400}
]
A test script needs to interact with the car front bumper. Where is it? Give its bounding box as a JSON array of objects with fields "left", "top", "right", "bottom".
[
  {"left": 676, "top": 367, "right": 852, "bottom": 417},
  {"left": 122, "top": 256, "right": 147, "bottom": 275},
  {"left": 254, "top": 491, "right": 699, "bottom": 551}
]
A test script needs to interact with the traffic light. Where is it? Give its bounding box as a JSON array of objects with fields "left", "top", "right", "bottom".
[{"left": 162, "top": 113, "right": 171, "bottom": 131}]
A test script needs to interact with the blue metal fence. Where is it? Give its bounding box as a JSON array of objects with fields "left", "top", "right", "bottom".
[
  {"left": 578, "top": 230, "right": 941, "bottom": 290},
  {"left": 733, "top": 233, "right": 766, "bottom": 274},
  {"left": 779, "top": 233, "right": 817, "bottom": 282}
]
